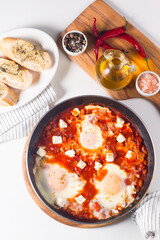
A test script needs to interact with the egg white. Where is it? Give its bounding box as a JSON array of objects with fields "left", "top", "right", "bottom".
[
  {"left": 79, "top": 114, "right": 104, "bottom": 150},
  {"left": 34, "top": 162, "right": 86, "bottom": 206},
  {"left": 94, "top": 163, "right": 135, "bottom": 210}
]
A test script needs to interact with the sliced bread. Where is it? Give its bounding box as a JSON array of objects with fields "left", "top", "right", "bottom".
[
  {"left": 0, "top": 38, "right": 52, "bottom": 72},
  {"left": 0, "top": 58, "right": 32, "bottom": 89},
  {"left": 0, "top": 82, "right": 19, "bottom": 106}
]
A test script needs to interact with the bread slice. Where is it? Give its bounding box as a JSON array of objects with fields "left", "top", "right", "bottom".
[
  {"left": 0, "top": 82, "right": 19, "bottom": 106},
  {"left": 0, "top": 38, "right": 52, "bottom": 72},
  {"left": 0, "top": 58, "right": 32, "bottom": 89}
]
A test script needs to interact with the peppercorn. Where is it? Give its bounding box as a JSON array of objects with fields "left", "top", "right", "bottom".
[{"left": 64, "top": 32, "right": 86, "bottom": 53}]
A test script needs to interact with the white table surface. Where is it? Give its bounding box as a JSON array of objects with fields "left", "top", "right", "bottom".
[{"left": 0, "top": 0, "right": 160, "bottom": 239}]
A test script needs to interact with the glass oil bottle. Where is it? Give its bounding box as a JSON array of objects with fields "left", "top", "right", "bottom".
[{"left": 95, "top": 50, "right": 137, "bottom": 90}]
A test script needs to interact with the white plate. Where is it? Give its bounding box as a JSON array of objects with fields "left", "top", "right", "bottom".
[{"left": 0, "top": 28, "right": 59, "bottom": 113}]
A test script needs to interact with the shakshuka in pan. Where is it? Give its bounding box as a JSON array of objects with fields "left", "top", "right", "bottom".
[{"left": 33, "top": 104, "right": 148, "bottom": 221}]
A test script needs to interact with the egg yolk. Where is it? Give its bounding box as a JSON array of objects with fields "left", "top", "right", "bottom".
[
  {"left": 48, "top": 168, "right": 68, "bottom": 191},
  {"left": 104, "top": 173, "right": 122, "bottom": 195},
  {"left": 80, "top": 130, "right": 97, "bottom": 149}
]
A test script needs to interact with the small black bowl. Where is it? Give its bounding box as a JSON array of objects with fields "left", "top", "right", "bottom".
[{"left": 26, "top": 96, "right": 154, "bottom": 227}]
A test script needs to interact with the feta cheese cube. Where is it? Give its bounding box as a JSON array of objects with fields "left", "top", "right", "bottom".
[
  {"left": 125, "top": 150, "right": 133, "bottom": 159},
  {"left": 56, "top": 197, "right": 66, "bottom": 207},
  {"left": 77, "top": 160, "right": 86, "bottom": 169},
  {"left": 120, "top": 203, "right": 126, "bottom": 208},
  {"left": 75, "top": 195, "right": 86, "bottom": 204},
  {"left": 112, "top": 209, "right": 119, "bottom": 214},
  {"left": 94, "top": 161, "right": 103, "bottom": 171},
  {"left": 52, "top": 136, "right": 62, "bottom": 144},
  {"left": 35, "top": 156, "right": 41, "bottom": 165},
  {"left": 116, "top": 133, "right": 125, "bottom": 143},
  {"left": 106, "top": 152, "right": 114, "bottom": 162},
  {"left": 59, "top": 119, "right": 67, "bottom": 128},
  {"left": 72, "top": 108, "right": 80, "bottom": 116},
  {"left": 127, "top": 185, "right": 136, "bottom": 195},
  {"left": 37, "top": 147, "right": 46, "bottom": 157},
  {"left": 65, "top": 149, "right": 75, "bottom": 157},
  {"left": 115, "top": 117, "right": 125, "bottom": 128}
]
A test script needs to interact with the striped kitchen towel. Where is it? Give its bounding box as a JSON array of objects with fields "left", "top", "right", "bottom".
[
  {"left": 132, "top": 191, "right": 160, "bottom": 240},
  {"left": 0, "top": 84, "right": 57, "bottom": 143}
]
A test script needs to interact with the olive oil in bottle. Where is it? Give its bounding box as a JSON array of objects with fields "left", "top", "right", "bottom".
[{"left": 95, "top": 50, "right": 137, "bottom": 90}]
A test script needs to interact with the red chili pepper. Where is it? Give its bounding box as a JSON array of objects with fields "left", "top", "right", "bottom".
[
  {"left": 94, "top": 24, "right": 127, "bottom": 61},
  {"left": 93, "top": 18, "right": 115, "bottom": 58},
  {"left": 93, "top": 18, "right": 127, "bottom": 60},
  {"left": 94, "top": 42, "right": 115, "bottom": 61},
  {"left": 117, "top": 33, "right": 150, "bottom": 69},
  {"left": 93, "top": 17, "right": 99, "bottom": 39},
  {"left": 101, "top": 42, "right": 114, "bottom": 50}
]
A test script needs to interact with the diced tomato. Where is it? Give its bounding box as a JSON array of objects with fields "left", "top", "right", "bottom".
[
  {"left": 125, "top": 178, "right": 131, "bottom": 185},
  {"left": 96, "top": 169, "right": 108, "bottom": 181},
  {"left": 92, "top": 202, "right": 101, "bottom": 211},
  {"left": 75, "top": 166, "right": 81, "bottom": 175}
]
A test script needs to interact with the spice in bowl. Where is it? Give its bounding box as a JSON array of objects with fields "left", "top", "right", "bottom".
[
  {"left": 136, "top": 71, "right": 160, "bottom": 97},
  {"left": 62, "top": 30, "right": 87, "bottom": 56}
]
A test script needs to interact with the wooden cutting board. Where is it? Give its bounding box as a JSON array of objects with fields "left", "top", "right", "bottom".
[{"left": 57, "top": 0, "right": 160, "bottom": 108}]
